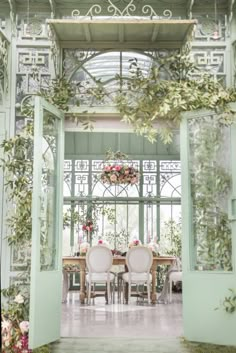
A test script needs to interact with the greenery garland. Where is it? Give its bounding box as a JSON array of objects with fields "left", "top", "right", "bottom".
[{"left": 114, "top": 52, "right": 236, "bottom": 143}]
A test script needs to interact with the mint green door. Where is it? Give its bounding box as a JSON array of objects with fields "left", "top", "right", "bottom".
[
  {"left": 181, "top": 107, "right": 236, "bottom": 345},
  {"left": 29, "top": 97, "right": 64, "bottom": 349}
]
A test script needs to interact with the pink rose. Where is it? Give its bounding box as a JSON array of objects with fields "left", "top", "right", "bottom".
[
  {"left": 98, "top": 239, "right": 103, "bottom": 244},
  {"left": 115, "top": 165, "right": 122, "bottom": 171},
  {"left": 105, "top": 166, "right": 112, "bottom": 172}
]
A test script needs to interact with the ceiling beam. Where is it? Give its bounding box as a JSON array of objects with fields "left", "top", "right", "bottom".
[
  {"left": 48, "top": 0, "right": 56, "bottom": 18},
  {"left": 83, "top": 23, "right": 92, "bottom": 42},
  {"left": 118, "top": 24, "right": 125, "bottom": 43},
  {"left": 151, "top": 24, "right": 160, "bottom": 42},
  {"left": 60, "top": 40, "right": 184, "bottom": 50},
  {"left": 187, "top": 0, "right": 195, "bottom": 19}
]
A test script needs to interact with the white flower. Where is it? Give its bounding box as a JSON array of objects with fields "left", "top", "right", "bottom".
[
  {"left": 19, "top": 321, "right": 29, "bottom": 334},
  {"left": 1, "top": 320, "right": 12, "bottom": 331},
  {"left": 14, "top": 294, "right": 24, "bottom": 304},
  {"left": 15, "top": 340, "right": 22, "bottom": 348},
  {"left": 79, "top": 242, "right": 90, "bottom": 254},
  {"left": 4, "top": 339, "right": 10, "bottom": 347},
  {"left": 147, "top": 242, "right": 160, "bottom": 254}
]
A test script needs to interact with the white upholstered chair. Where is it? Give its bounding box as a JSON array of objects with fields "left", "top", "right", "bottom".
[
  {"left": 122, "top": 246, "right": 153, "bottom": 304},
  {"left": 86, "top": 245, "right": 115, "bottom": 304}
]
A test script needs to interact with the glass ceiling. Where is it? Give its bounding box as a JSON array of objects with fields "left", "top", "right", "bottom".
[{"left": 63, "top": 49, "right": 174, "bottom": 106}]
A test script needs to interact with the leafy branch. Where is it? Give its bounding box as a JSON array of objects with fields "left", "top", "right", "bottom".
[
  {"left": 216, "top": 289, "right": 236, "bottom": 314},
  {"left": 114, "top": 52, "right": 236, "bottom": 143}
]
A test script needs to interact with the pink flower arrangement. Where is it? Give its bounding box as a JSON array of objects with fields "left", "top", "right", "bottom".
[
  {"left": 146, "top": 242, "right": 160, "bottom": 255},
  {"left": 82, "top": 220, "right": 93, "bottom": 232},
  {"left": 129, "top": 239, "right": 142, "bottom": 248},
  {"left": 1, "top": 318, "right": 32, "bottom": 353},
  {"left": 97, "top": 239, "right": 109, "bottom": 248},
  {"left": 100, "top": 164, "right": 139, "bottom": 185},
  {"left": 79, "top": 242, "right": 90, "bottom": 255}
]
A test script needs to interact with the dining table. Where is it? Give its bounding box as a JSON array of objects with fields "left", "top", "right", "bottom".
[{"left": 62, "top": 255, "right": 176, "bottom": 304}]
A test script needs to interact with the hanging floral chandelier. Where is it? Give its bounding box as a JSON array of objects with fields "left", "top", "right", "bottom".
[{"left": 100, "top": 150, "right": 139, "bottom": 185}]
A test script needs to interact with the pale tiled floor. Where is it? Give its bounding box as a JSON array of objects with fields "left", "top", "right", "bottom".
[{"left": 61, "top": 291, "right": 183, "bottom": 337}]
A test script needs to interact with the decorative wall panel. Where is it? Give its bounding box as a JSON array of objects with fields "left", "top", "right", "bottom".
[
  {"left": 16, "top": 48, "right": 51, "bottom": 103},
  {"left": 17, "top": 15, "right": 49, "bottom": 40}
]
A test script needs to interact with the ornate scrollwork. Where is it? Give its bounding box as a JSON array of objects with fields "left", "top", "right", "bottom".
[
  {"left": 86, "top": 5, "right": 102, "bottom": 18},
  {"left": 71, "top": 1, "right": 172, "bottom": 19},
  {"left": 72, "top": 5, "right": 102, "bottom": 19},
  {"left": 142, "top": 6, "right": 172, "bottom": 19},
  {"left": 107, "top": 0, "right": 136, "bottom": 17}
]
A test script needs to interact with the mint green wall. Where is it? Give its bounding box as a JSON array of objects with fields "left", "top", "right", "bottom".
[{"left": 64, "top": 131, "right": 180, "bottom": 159}]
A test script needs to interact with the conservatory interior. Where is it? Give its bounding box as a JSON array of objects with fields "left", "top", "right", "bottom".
[{"left": 1, "top": 0, "right": 236, "bottom": 353}]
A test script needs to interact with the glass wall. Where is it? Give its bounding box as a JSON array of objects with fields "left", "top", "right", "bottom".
[{"left": 63, "top": 158, "right": 181, "bottom": 256}]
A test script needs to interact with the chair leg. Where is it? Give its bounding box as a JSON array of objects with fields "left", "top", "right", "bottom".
[
  {"left": 169, "top": 279, "right": 172, "bottom": 303},
  {"left": 117, "top": 277, "right": 121, "bottom": 303},
  {"left": 128, "top": 282, "right": 131, "bottom": 304},
  {"left": 112, "top": 280, "right": 115, "bottom": 304},
  {"left": 88, "top": 281, "right": 91, "bottom": 305},
  {"left": 107, "top": 281, "right": 110, "bottom": 304},
  {"left": 147, "top": 281, "right": 150, "bottom": 304}
]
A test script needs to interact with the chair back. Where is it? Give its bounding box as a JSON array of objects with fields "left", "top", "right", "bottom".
[
  {"left": 86, "top": 245, "right": 113, "bottom": 273},
  {"left": 126, "top": 246, "right": 153, "bottom": 273}
]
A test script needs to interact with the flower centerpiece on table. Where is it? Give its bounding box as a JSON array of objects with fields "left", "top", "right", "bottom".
[
  {"left": 82, "top": 219, "right": 93, "bottom": 232},
  {"left": 79, "top": 242, "right": 90, "bottom": 256},
  {"left": 82, "top": 219, "right": 93, "bottom": 242},
  {"left": 97, "top": 239, "right": 110, "bottom": 248},
  {"left": 146, "top": 241, "right": 160, "bottom": 256},
  {"left": 128, "top": 239, "right": 142, "bottom": 248}
]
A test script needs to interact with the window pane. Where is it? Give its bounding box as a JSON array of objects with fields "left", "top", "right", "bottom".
[
  {"left": 188, "top": 115, "right": 232, "bottom": 271},
  {"left": 40, "top": 111, "right": 59, "bottom": 271}
]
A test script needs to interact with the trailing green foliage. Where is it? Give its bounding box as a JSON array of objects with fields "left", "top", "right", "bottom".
[
  {"left": 1, "top": 124, "right": 33, "bottom": 246},
  {"left": 115, "top": 52, "right": 236, "bottom": 143},
  {"left": 1, "top": 124, "right": 50, "bottom": 351},
  {"left": 39, "top": 76, "right": 95, "bottom": 131}
]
